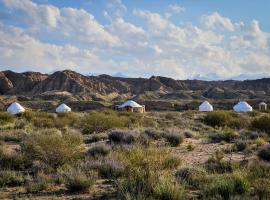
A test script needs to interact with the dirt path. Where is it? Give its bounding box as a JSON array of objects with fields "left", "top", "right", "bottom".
[{"left": 173, "top": 138, "right": 245, "bottom": 166}]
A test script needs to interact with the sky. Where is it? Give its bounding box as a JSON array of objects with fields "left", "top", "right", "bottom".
[{"left": 0, "top": 0, "right": 269, "bottom": 80}]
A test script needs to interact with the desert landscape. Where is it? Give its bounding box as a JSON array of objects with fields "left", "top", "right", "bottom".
[
  {"left": 1, "top": 70, "right": 270, "bottom": 199},
  {"left": 1, "top": 0, "right": 270, "bottom": 199}
]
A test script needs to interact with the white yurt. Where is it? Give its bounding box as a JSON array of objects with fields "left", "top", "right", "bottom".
[
  {"left": 199, "top": 101, "right": 213, "bottom": 112},
  {"left": 119, "top": 100, "right": 143, "bottom": 108},
  {"left": 118, "top": 100, "right": 145, "bottom": 113},
  {"left": 259, "top": 102, "right": 267, "bottom": 111},
  {"left": 233, "top": 101, "right": 253, "bottom": 112},
  {"left": 7, "top": 102, "right": 25, "bottom": 115},
  {"left": 56, "top": 103, "right": 71, "bottom": 113}
]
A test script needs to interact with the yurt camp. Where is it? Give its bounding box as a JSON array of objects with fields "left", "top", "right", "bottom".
[
  {"left": 7, "top": 102, "right": 25, "bottom": 115},
  {"left": 199, "top": 101, "right": 213, "bottom": 112},
  {"left": 259, "top": 102, "right": 267, "bottom": 111},
  {"left": 233, "top": 101, "right": 253, "bottom": 112},
  {"left": 117, "top": 100, "right": 145, "bottom": 113},
  {"left": 56, "top": 103, "right": 71, "bottom": 113}
]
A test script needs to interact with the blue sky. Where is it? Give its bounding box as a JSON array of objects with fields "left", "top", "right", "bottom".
[{"left": 0, "top": 0, "right": 269, "bottom": 80}]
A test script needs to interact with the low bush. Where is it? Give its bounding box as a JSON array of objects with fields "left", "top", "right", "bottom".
[
  {"left": 254, "top": 137, "right": 267, "bottom": 147},
  {"left": 26, "top": 172, "right": 51, "bottom": 193},
  {"left": 0, "top": 112, "right": 15, "bottom": 125},
  {"left": 184, "top": 130, "right": 194, "bottom": 138},
  {"left": 81, "top": 111, "right": 130, "bottom": 134},
  {"left": 109, "top": 130, "right": 139, "bottom": 144},
  {"left": 253, "top": 178, "right": 270, "bottom": 200},
  {"left": 204, "top": 111, "right": 232, "bottom": 127},
  {"left": 21, "top": 129, "right": 84, "bottom": 169},
  {"left": 85, "top": 133, "right": 108, "bottom": 143},
  {"left": 0, "top": 130, "right": 26, "bottom": 142},
  {"left": 187, "top": 143, "right": 195, "bottom": 151},
  {"left": 208, "top": 128, "right": 238, "bottom": 143},
  {"left": 163, "top": 129, "right": 184, "bottom": 147},
  {"left": 232, "top": 140, "right": 248, "bottom": 152},
  {"left": 143, "top": 129, "right": 163, "bottom": 140},
  {"left": 205, "top": 151, "right": 233, "bottom": 173},
  {"left": 0, "top": 147, "right": 25, "bottom": 170},
  {"left": 0, "top": 170, "right": 24, "bottom": 187},
  {"left": 204, "top": 173, "right": 249, "bottom": 200},
  {"left": 258, "top": 144, "right": 270, "bottom": 161},
  {"left": 115, "top": 147, "right": 181, "bottom": 199},
  {"left": 89, "top": 160, "right": 124, "bottom": 179},
  {"left": 61, "top": 167, "right": 97, "bottom": 193},
  {"left": 175, "top": 167, "right": 207, "bottom": 189},
  {"left": 153, "top": 177, "right": 185, "bottom": 200},
  {"left": 204, "top": 111, "right": 246, "bottom": 129},
  {"left": 87, "top": 145, "right": 110, "bottom": 158},
  {"left": 251, "top": 115, "right": 270, "bottom": 134}
]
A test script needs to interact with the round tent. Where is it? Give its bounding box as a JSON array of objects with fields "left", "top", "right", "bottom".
[
  {"left": 119, "top": 100, "right": 143, "bottom": 108},
  {"left": 233, "top": 101, "right": 253, "bottom": 112},
  {"left": 199, "top": 101, "right": 213, "bottom": 112},
  {"left": 7, "top": 102, "right": 25, "bottom": 115},
  {"left": 118, "top": 100, "right": 145, "bottom": 113},
  {"left": 56, "top": 103, "right": 71, "bottom": 113},
  {"left": 259, "top": 102, "right": 267, "bottom": 111}
]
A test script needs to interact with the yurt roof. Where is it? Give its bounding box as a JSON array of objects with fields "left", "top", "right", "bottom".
[
  {"left": 233, "top": 101, "right": 253, "bottom": 112},
  {"left": 56, "top": 103, "right": 71, "bottom": 113},
  {"left": 119, "top": 100, "right": 142, "bottom": 108},
  {"left": 7, "top": 102, "right": 25, "bottom": 115},
  {"left": 199, "top": 101, "right": 213, "bottom": 111}
]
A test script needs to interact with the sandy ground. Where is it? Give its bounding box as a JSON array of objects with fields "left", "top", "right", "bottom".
[{"left": 174, "top": 138, "right": 245, "bottom": 166}]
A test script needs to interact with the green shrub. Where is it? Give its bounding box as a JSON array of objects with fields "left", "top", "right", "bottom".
[
  {"left": 0, "top": 170, "right": 24, "bottom": 187},
  {"left": 258, "top": 144, "right": 270, "bottom": 161},
  {"left": 26, "top": 172, "right": 51, "bottom": 193},
  {"left": 251, "top": 115, "right": 270, "bottom": 134},
  {"left": 0, "top": 112, "right": 15, "bottom": 125},
  {"left": 187, "top": 143, "right": 195, "bottom": 151},
  {"left": 144, "top": 129, "right": 163, "bottom": 140},
  {"left": 21, "top": 130, "right": 84, "bottom": 169},
  {"left": 205, "top": 151, "right": 233, "bottom": 173},
  {"left": 0, "top": 130, "right": 26, "bottom": 142},
  {"left": 204, "top": 173, "right": 249, "bottom": 200},
  {"left": 253, "top": 178, "right": 270, "bottom": 200},
  {"left": 61, "top": 167, "right": 97, "bottom": 193},
  {"left": 247, "top": 161, "right": 270, "bottom": 180},
  {"left": 115, "top": 147, "right": 180, "bottom": 198},
  {"left": 204, "top": 111, "right": 232, "bottom": 127},
  {"left": 254, "top": 137, "right": 267, "bottom": 147},
  {"left": 232, "top": 140, "right": 247, "bottom": 152},
  {"left": 109, "top": 130, "right": 139, "bottom": 144},
  {"left": 85, "top": 133, "right": 108, "bottom": 143},
  {"left": 0, "top": 147, "right": 25, "bottom": 170},
  {"left": 175, "top": 167, "right": 207, "bottom": 189},
  {"left": 153, "top": 177, "right": 185, "bottom": 200},
  {"left": 89, "top": 160, "right": 124, "bottom": 179},
  {"left": 208, "top": 128, "right": 238, "bottom": 143},
  {"left": 163, "top": 130, "right": 184, "bottom": 147},
  {"left": 204, "top": 111, "right": 246, "bottom": 129},
  {"left": 81, "top": 111, "right": 130, "bottom": 134},
  {"left": 87, "top": 145, "right": 110, "bottom": 158}
]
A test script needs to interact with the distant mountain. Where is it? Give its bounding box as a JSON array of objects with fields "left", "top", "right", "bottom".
[
  {"left": 112, "top": 72, "right": 129, "bottom": 78},
  {"left": 194, "top": 73, "right": 270, "bottom": 81},
  {"left": 1, "top": 70, "right": 270, "bottom": 101},
  {"left": 230, "top": 74, "right": 270, "bottom": 81}
]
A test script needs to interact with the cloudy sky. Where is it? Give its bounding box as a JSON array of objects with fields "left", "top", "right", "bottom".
[{"left": 0, "top": 0, "right": 269, "bottom": 80}]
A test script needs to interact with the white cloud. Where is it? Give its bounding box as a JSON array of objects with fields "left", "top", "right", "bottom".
[
  {"left": 2, "top": 0, "right": 119, "bottom": 47},
  {"left": 0, "top": 0, "right": 270, "bottom": 79},
  {"left": 166, "top": 4, "right": 185, "bottom": 18},
  {"left": 201, "top": 12, "right": 235, "bottom": 31}
]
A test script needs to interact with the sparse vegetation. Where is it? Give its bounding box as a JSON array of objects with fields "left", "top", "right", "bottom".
[{"left": 0, "top": 110, "right": 269, "bottom": 199}]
